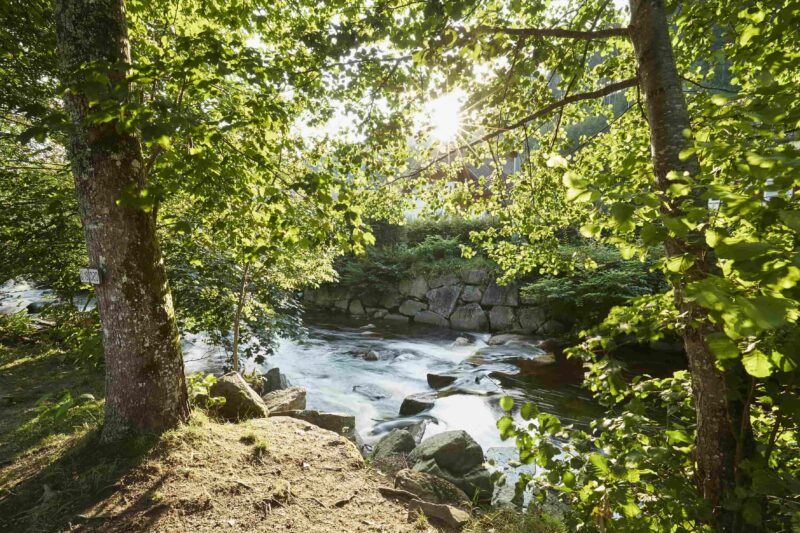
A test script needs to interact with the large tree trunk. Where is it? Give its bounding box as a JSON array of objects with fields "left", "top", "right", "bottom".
[
  {"left": 628, "top": 0, "right": 753, "bottom": 529},
  {"left": 55, "top": 0, "right": 189, "bottom": 441}
]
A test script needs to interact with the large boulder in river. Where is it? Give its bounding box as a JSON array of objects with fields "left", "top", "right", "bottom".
[
  {"left": 262, "top": 386, "right": 306, "bottom": 412},
  {"left": 408, "top": 430, "right": 493, "bottom": 501},
  {"left": 400, "top": 395, "right": 435, "bottom": 415},
  {"left": 426, "top": 285, "right": 461, "bottom": 317},
  {"left": 210, "top": 372, "right": 269, "bottom": 421},
  {"left": 395, "top": 468, "right": 471, "bottom": 510},
  {"left": 450, "top": 304, "right": 489, "bottom": 331},
  {"left": 370, "top": 429, "right": 417, "bottom": 462},
  {"left": 427, "top": 373, "right": 457, "bottom": 389},
  {"left": 399, "top": 276, "right": 429, "bottom": 299}
]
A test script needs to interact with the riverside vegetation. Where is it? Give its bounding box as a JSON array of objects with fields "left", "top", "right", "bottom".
[{"left": 2, "top": 0, "right": 800, "bottom": 531}]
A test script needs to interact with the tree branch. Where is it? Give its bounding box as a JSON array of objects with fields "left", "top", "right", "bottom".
[
  {"left": 473, "top": 25, "right": 629, "bottom": 40},
  {"left": 398, "top": 77, "right": 638, "bottom": 180}
]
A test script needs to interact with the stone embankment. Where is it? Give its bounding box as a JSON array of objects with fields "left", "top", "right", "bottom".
[{"left": 303, "top": 269, "right": 570, "bottom": 335}]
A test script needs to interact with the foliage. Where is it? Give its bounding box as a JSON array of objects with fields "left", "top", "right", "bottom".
[
  {"left": 41, "top": 304, "right": 103, "bottom": 367},
  {"left": 0, "top": 311, "right": 34, "bottom": 343},
  {"left": 186, "top": 372, "right": 225, "bottom": 410},
  {"left": 336, "top": 234, "right": 496, "bottom": 294},
  {"left": 464, "top": 508, "right": 566, "bottom": 533},
  {"left": 521, "top": 246, "right": 666, "bottom": 331}
]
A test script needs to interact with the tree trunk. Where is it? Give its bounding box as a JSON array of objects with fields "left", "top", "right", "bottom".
[
  {"left": 628, "top": 0, "right": 753, "bottom": 529},
  {"left": 55, "top": 0, "right": 189, "bottom": 441},
  {"left": 231, "top": 262, "right": 250, "bottom": 372}
]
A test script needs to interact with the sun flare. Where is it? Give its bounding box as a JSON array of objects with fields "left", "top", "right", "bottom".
[{"left": 426, "top": 91, "right": 463, "bottom": 144}]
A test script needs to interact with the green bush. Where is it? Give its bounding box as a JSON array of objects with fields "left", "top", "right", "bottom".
[
  {"left": 521, "top": 246, "right": 666, "bottom": 331},
  {"left": 0, "top": 311, "right": 34, "bottom": 343},
  {"left": 336, "top": 235, "right": 497, "bottom": 294}
]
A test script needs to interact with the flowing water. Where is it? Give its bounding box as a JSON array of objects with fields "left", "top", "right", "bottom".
[{"left": 184, "top": 311, "right": 604, "bottom": 488}]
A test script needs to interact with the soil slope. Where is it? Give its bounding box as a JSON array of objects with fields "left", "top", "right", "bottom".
[{"left": 71, "top": 416, "right": 440, "bottom": 532}]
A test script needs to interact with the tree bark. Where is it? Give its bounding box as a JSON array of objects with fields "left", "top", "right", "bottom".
[
  {"left": 628, "top": 0, "right": 753, "bottom": 529},
  {"left": 55, "top": 0, "right": 189, "bottom": 441},
  {"left": 231, "top": 262, "right": 250, "bottom": 372}
]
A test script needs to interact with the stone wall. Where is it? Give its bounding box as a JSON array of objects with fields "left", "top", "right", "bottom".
[{"left": 302, "top": 269, "right": 569, "bottom": 334}]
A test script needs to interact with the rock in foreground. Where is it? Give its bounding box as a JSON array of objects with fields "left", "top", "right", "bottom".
[
  {"left": 262, "top": 386, "right": 306, "bottom": 412},
  {"left": 370, "top": 429, "right": 417, "bottom": 462},
  {"left": 210, "top": 372, "right": 269, "bottom": 421},
  {"left": 408, "top": 430, "right": 493, "bottom": 501},
  {"left": 395, "top": 468, "right": 471, "bottom": 510}
]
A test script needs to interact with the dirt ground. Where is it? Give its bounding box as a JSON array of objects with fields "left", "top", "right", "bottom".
[{"left": 68, "top": 416, "right": 444, "bottom": 532}]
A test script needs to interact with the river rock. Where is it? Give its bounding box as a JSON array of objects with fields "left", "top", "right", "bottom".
[
  {"left": 489, "top": 306, "right": 516, "bottom": 331},
  {"left": 408, "top": 430, "right": 493, "bottom": 501},
  {"left": 371, "top": 309, "right": 388, "bottom": 319},
  {"left": 426, "top": 285, "right": 461, "bottom": 317},
  {"left": 210, "top": 372, "right": 270, "bottom": 421},
  {"left": 26, "top": 300, "right": 52, "bottom": 314},
  {"left": 428, "top": 273, "right": 459, "bottom": 289},
  {"left": 487, "top": 333, "right": 536, "bottom": 346},
  {"left": 460, "top": 285, "right": 482, "bottom": 303},
  {"left": 453, "top": 336, "right": 472, "bottom": 346},
  {"left": 353, "top": 384, "right": 388, "bottom": 400},
  {"left": 384, "top": 313, "right": 409, "bottom": 323},
  {"left": 264, "top": 367, "right": 289, "bottom": 393},
  {"left": 370, "top": 429, "right": 417, "bottom": 461},
  {"left": 414, "top": 310, "right": 449, "bottom": 327},
  {"left": 400, "top": 395, "right": 435, "bottom": 415},
  {"left": 262, "top": 386, "right": 306, "bottom": 412},
  {"left": 460, "top": 269, "right": 488, "bottom": 285},
  {"left": 427, "top": 373, "right": 457, "bottom": 389},
  {"left": 399, "top": 276, "right": 429, "bottom": 299},
  {"left": 271, "top": 409, "right": 358, "bottom": 442},
  {"left": 481, "top": 281, "right": 518, "bottom": 307},
  {"left": 450, "top": 304, "right": 488, "bottom": 331},
  {"left": 334, "top": 298, "right": 350, "bottom": 311},
  {"left": 349, "top": 299, "right": 366, "bottom": 316},
  {"left": 518, "top": 307, "right": 548, "bottom": 333},
  {"left": 399, "top": 299, "right": 427, "bottom": 316},
  {"left": 407, "top": 499, "right": 471, "bottom": 529},
  {"left": 395, "top": 469, "right": 471, "bottom": 510},
  {"left": 380, "top": 290, "right": 403, "bottom": 309},
  {"left": 363, "top": 350, "right": 380, "bottom": 361}
]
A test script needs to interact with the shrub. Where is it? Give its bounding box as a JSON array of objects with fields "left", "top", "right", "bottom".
[
  {"left": 0, "top": 311, "right": 33, "bottom": 343},
  {"left": 521, "top": 246, "right": 666, "bottom": 331},
  {"left": 464, "top": 508, "right": 566, "bottom": 533}
]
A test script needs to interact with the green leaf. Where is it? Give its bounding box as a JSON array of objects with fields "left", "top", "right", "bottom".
[
  {"left": 588, "top": 453, "right": 609, "bottom": 476},
  {"left": 706, "top": 332, "right": 739, "bottom": 360},
  {"left": 742, "top": 350, "right": 772, "bottom": 378},
  {"left": 499, "top": 396, "right": 514, "bottom": 411},
  {"left": 520, "top": 402, "right": 538, "bottom": 420}
]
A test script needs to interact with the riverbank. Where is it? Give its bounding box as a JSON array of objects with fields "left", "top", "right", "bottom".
[{"left": 0, "top": 331, "right": 564, "bottom": 532}]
